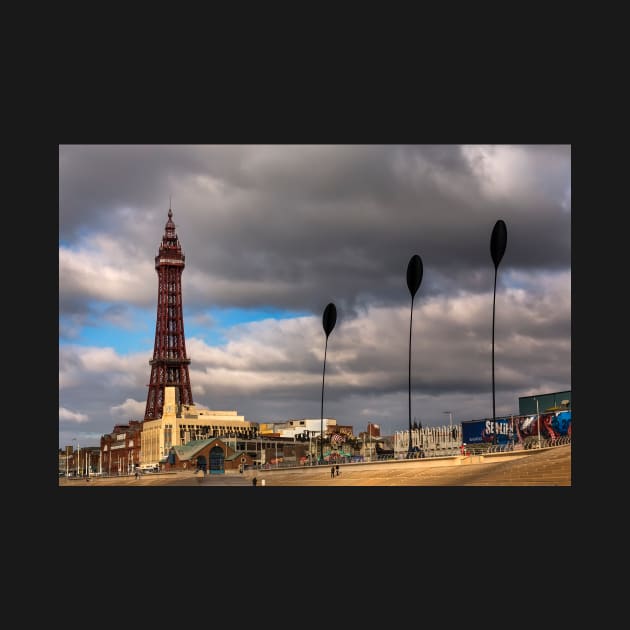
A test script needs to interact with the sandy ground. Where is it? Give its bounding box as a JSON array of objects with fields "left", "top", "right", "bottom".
[{"left": 59, "top": 444, "right": 570, "bottom": 487}]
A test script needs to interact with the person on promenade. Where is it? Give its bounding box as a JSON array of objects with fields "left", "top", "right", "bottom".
[
  {"left": 330, "top": 465, "right": 335, "bottom": 478},
  {"left": 252, "top": 477, "right": 258, "bottom": 486},
  {"left": 335, "top": 464, "right": 340, "bottom": 476}
]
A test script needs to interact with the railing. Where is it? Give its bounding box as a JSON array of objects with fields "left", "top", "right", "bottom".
[
  {"left": 466, "top": 435, "right": 572, "bottom": 455},
  {"left": 521, "top": 435, "right": 571, "bottom": 449}
]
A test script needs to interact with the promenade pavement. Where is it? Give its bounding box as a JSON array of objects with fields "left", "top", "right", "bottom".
[{"left": 59, "top": 443, "right": 571, "bottom": 487}]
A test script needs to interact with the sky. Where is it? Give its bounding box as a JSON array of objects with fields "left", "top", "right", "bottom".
[{"left": 59, "top": 144, "right": 571, "bottom": 449}]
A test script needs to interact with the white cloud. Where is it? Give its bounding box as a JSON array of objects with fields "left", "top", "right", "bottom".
[
  {"left": 462, "top": 145, "right": 570, "bottom": 209},
  {"left": 59, "top": 407, "right": 89, "bottom": 423},
  {"left": 110, "top": 398, "right": 146, "bottom": 421},
  {"left": 183, "top": 271, "right": 570, "bottom": 408},
  {"left": 59, "top": 235, "right": 155, "bottom": 306},
  {"left": 59, "top": 345, "right": 148, "bottom": 391}
]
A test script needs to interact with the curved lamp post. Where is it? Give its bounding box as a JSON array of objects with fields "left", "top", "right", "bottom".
[
  {"left": 406, "top": 255, "right": 423, "bottom": 457},
  {"left": 490, "top": 219, "right": 507, "bottom": 427},
  {"left": 320, "top": 302, "right": 337, "bottom": 463}
]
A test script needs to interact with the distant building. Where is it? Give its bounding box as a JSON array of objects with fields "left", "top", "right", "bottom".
[
  {"left": 101, "top": 421, "right": 143, "bottom": 475},
  {"left": 165, "top": 437, "right": 255, "bottom": 473},
  {"left": 394, "top": 424, "right": 461, "bottom": 457},
  {"left": 141, "top": 386, "right": 257, "bottom": 466},
  {"left": 518, "top": 391, "right": 571, "bottom": 415},
  {"left": 262, "top": 418, "right": 338, "bottom": 439},
  {"left": 138, "top": 209, "right": 255, "bottom": 467},
  {"left": 60, "top": 445, "right": 102, "bottom": 476}
]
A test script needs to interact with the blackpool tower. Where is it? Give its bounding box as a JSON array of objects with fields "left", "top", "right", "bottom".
[{"left": 144, "top": 205, "right": 193, "bottom": 421}]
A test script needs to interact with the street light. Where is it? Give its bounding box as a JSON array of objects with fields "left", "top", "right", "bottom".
[
  {"left": 309, "top": 431, "right": 312, "bottom": 465},
  {"left": 365, "top": 426, "right": 373, "bottom": 462},
  {"left": 490, "top": 219, "right": 507, "bottom": 428},
  {"left": 320, "top": 302, "right": 337, "bottom": 464},
  {"left": 72, "top": 438, "right": 77, "bottom": 476},
  {"left": 406, "top": 254, "right": 424, "bottom": 458}
]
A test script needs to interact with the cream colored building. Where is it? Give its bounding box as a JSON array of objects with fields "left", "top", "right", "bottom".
[
  {"left": 260, "top": 418, "right": 337, "bottom": 438},
  {"left": 141, "top": 387, "right": 257, "bottom": 465}
]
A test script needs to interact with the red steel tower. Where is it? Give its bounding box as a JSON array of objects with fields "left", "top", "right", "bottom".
[{"left": 144, "top": 206, "right": 193, "bottom": 421}]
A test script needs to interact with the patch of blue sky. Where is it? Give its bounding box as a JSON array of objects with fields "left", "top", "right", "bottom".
[
  {"left": 501, "top": 268, "right": 568, "bottom": 293},
  {"left": 189, "top": 307, "right": 311, "bottom": 346},
  {"left": 499, "top": 270, "right": 532, "bottom": 292},
  {"left": 59, "top": 224, "right": 98, "bottom": 247},
  {"left": 59, "top": 304, "right": 155, "bottom": 354},
  {"left": 59, "top": 304, "right": 311, "bottom": 353}
]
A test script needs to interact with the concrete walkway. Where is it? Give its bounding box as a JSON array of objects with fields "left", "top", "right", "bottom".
[{"left": 59, "top": 444, "right": 571, "bottom": 487}]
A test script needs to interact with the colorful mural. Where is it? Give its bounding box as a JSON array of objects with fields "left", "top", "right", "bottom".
[{"left": 462, "top": 411, "right": 571, "bottom": 445}]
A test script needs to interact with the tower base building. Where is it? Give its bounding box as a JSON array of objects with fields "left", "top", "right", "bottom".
[{"left": 141, "top": 387, "right": 257, "bottom": 466}]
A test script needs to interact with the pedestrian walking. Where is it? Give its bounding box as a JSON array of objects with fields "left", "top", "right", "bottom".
[
  {"left": 331, "top": 465, "right": 335, "bottom": 478},
  {"left": 252, "top": 477, "right": 258, "bottom": 486},
  {"left": 335, "top": 464, "right": 340, "bottom": 476}
]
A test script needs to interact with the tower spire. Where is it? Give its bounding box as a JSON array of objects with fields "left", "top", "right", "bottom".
[{"left": 144, "top": 205, "right": 193, "bottom": 422}]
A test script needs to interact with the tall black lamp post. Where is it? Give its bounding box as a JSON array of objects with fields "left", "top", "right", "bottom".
[
  {"left": 320, "top": 302, "right": 337, "bottom": 463},
  {"left": 490, "top": 220, "right": 507, "bottom": 427},
  {"left": 406, "top": 255, "right": 423, "bottom": 457}
]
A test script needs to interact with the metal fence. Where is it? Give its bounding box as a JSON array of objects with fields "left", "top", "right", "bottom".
[{"left": 465, "top": 434, "right": 571, "bottom": 455}]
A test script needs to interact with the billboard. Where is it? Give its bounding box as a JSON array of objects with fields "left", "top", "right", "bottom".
[
  {"left": 462, "top": 411, "right": 572, "bottom": 445},
  {"left": 514, "top": 411, "right": 571, "bottom": 442},
  {"left": 461, "top": 418, "right": 512, "bottom": 444}
]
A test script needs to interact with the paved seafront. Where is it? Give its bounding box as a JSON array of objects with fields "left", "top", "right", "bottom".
[{"left": 59, "top": 444, "right": 571, "bottom": 487}]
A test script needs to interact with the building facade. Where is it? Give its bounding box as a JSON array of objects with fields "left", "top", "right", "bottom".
[
  {"left": 141, "top": 386, "right": 257, "bottom": 466},
  {"left": 164, "top": 437, "right": 253, "bottom": 472},
  {"left": 101, "top": 421, "right": 142, "bottom": 475},
  {"left": 59, "top": 445, "right": 102, "bottom": 476},
  {"left": 137, "top": 208, "right": 253, "bottom": 467},
  {"left": 518, "top": 391, "right": 571, "bottom": 415}
]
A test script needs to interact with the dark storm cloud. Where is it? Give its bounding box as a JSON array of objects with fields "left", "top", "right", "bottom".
[
  {"left": 58, "top": 145, "right": 248, "bottom": 239},
  {"left": 60, "top": 145, "right": 570, "bottom": 319}
]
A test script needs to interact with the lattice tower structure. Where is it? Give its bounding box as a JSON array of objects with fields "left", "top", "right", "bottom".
[{"left": 144, "top": 206, "right": 193, "bottom": 421}]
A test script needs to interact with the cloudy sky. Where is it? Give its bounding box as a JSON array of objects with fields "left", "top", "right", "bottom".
[{"left": 59, "top": 145, "right": 571, "bottom": 448}]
